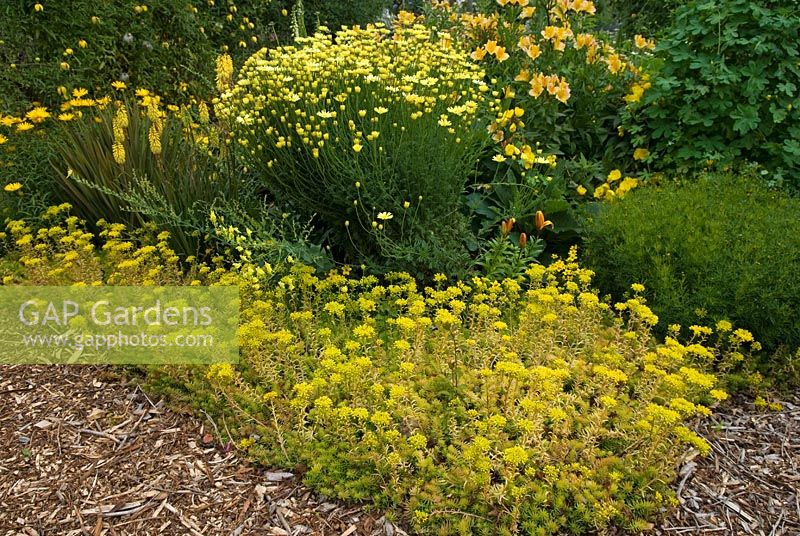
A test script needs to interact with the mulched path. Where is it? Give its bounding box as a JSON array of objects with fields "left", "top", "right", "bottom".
[
  {"left": 1, "top": 365, "right": 797, "bottom": 535},
  {"left": 0, "top": 366, "right": 399, "bottom": 536}
]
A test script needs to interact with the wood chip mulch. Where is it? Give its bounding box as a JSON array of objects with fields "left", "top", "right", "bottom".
[
  {"left": 652, "top": 393, "right": 800, "bottom": 536},
  {"left": 1, "top": 365, "right": 798, "bottom": 535},
  {"left": 0, "top": 365, "right": 401, "bottom": 536}
]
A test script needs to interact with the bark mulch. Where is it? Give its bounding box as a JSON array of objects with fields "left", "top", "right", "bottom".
[
  {"left": 0, "top": 366, "right": 401, "bottom": 536},
  {"left": 652, "top": 393, "right": 799, "bottom": 536},
  {"left": 1, "top": 365, "right": 798, "bottom": 535}
]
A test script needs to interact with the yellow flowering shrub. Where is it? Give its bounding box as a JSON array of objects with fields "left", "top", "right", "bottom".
[
  {"left": 2, "top": 210, "right": 751, "bottom": 534},
  {"left": 418, "top": 0, "right": 655, "bottom": 236},
  {"left": 427, "top": 0, "right": 651, "bottom": 165},
  {"left": 216, "top": 23, "right": 489, "bottom": 273}
]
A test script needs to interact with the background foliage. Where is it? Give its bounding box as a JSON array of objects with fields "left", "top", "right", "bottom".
[
  {"left": 0, "top": 0, "right": 390, "bottom": 113},
  {"left": 623, "top": 0, "right": 800, "bottom": 189},
  {"left": 594, "top": 0, "right": 682, "bottom": 39}
]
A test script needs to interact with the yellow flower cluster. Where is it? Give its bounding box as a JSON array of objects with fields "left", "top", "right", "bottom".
[
  {"left": 593, "top": 168, "right": 640, "bottom": 199},
  {"left": 2, "top": 208, "right": 752, "bottom": 534},
  {"left": 517, "top": 70, "right": 571, "bottom": 103},
  {"left": 427, "top": 0, "right": 656, "bottom": 194},
  {"left": 216, "top": 23, "right": 486, "bottom": 164},
  {"left": 196, "top": 249, "right": 734, "bottom": 533},
  {"left": 624, "top": 74, "right": 653, "bottom": 104},
  {"left": 442, "top": 0, "right": 644, "bottom": 100},
  {"left": 112, "top": 103, "right": 129, "bottom": 164}
]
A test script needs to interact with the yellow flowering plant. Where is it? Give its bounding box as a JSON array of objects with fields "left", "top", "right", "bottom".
[
  {"left": 420, "top": 1, "right": 656, "bottom": 218},
  {"left": 2, "top": 208, "right": 752, "bottom": 534},
  {"left": 189, "top": 249, "right": 739, "bottom": 534},
  {"left": 217, "top": 23, "right": 490, "bottom": 274},
  {"left": 0, "top": 0, "right": 389, "bottom": 115},
  {"left": 46, "top": 95, "right": 240, "bottom": 258},
  {"left": 0, "top": 107, "right": 68, "bottom": 226}
]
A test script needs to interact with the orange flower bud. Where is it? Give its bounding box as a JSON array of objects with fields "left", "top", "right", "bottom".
[
  {"left": 519, "top": 232, "right": 527, "bottom": 248},
  {"left": 534, "top": 211, "right": 554, "bottom": 232}
]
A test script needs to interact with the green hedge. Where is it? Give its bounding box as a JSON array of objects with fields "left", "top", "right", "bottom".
[
  {"left": 595, "top": 0, "right": 682, "bottom": 39},
  {"left": 584, "top": 173, "right": 800, "bottom": 360}
]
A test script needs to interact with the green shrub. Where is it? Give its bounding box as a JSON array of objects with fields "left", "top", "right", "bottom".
[
  {"left": 623, "top": 0, "right": 800, "bottom": 189},
  {"left": 217, "top": 24, "right": 489, "bottom": 275},
  {"left": 303, "top": 0, "right": 391, "bottom": 29},
  {"left": 0, "top": 125, "right": 60, "bottom": 226},
  {"left": 584, "top": 173, "right": 800, "bottom": 360},
  {"left": 1, "top": 0, "right": 223, "bottom": 111}
]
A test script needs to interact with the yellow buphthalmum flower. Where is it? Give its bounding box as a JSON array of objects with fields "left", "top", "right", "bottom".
[
  {"left": 4, "top": 183, "right": 23, "bottom": 193},
  {"left": 25, "top": 107, "right": 50, "bottom": 123}
]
